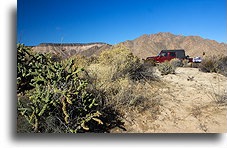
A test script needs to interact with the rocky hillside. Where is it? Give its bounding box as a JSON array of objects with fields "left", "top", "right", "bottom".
[
  {"left": 32, "top": 43, "right": 111, "bottom": 59},
  {"left": 32, "top": 32, "right": 226, "bottom": 59},
  {"left": 121, "top": 32, "right": 227, "bottom": 59}
]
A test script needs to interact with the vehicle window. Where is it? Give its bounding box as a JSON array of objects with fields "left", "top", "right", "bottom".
[
  {"left": 160, "top": 52, "right": 167, "bottom": 57},
  {"left": 170, "top": 52, "right": 176, "bottom": 57}
]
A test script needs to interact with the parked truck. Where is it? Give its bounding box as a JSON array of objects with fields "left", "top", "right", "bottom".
[{"left": 146, "top": 49, "right": 193, "bottom": 63}]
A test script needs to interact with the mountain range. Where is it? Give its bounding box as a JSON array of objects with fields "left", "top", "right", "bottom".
[{"left": 32, "top": 32, "right": 227, "bottom": 59}]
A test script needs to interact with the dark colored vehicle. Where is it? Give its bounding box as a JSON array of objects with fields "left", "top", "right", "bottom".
[{"left": 146, "top": 49, "right": 193, "bottom": 63}]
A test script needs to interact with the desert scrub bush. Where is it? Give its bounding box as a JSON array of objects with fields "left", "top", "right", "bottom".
[
  {"left": 191, "top": 62, "right": 200, "bottom": 68},
  {"left": 92, "top": 44, "right": 155, "bottom": 82},
  {"left": 80, "top": 45, "right": 160, "bottom": 123},
  {"left": 199, "top": 56, "right": 227, "bottom": 76},
  {"left": 217, "top": 56, "right": 227, "bottom": 76},
  {"left": 182, "top": 59, "right": 190, "bottom": 67},
  {"left": 69, "top": 55, "right": 98, "bottom": 68},
  {"left": 199, "top": 57, "right": 219, "bottom": 73},
  {"left": 98, "top": 45, "right": 139, "bottom": 80},
  {"left": 83, "top": 45, "right": 157, "bottom": 111},
  {"left": 143, "top": 58, "right": 157, "bottom": 66},
  {"left": 17, "top": 44, "right": 105, "bottom": 133},
  {"left": 169, "top": 58, "right": 183, "bottom": 67},
  {"left": 157, "top": 61, "right": 176, "bottom": 75}
]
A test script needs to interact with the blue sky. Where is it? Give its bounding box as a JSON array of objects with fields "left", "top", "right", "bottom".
[{"left": 17, "top": 0, "right": 226, "bottom": 46}]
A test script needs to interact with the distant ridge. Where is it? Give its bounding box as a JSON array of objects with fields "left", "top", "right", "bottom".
[
  {"left": 37, "top": 42, "right": 108, "bottom": 47},
  {"left": 121, "top": 32, "right": 227, "bottom": 58},
  {"left": 32, "top": 42, "right": 111, "bottom": 59},
  {"left": 32, "top": 32, "right": 227, "bottom": 59}
]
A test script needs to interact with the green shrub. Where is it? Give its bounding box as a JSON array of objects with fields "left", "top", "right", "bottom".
[
  {"left": 17, "top": 44, "right": 104, "bottom": 133},
  {"left": 157, "top": 61, "right": 176, "bottom": 75}
]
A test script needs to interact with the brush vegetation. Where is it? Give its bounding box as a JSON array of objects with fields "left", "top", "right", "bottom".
[
  {"left": 157, "top": 60, "right": 176, "bottom": 75},
  {"left": 17, "top": 44, "right": 122, "bottom": 133},
  {"left": 72, "top": 45, "right": 159, "bottom": 116},
  {"left": 199, "top": 56, "right": 227, "bottom": 76},
  {"left": 17, "top": 44, "right": 160, "bottom": 133},
  {"left": 18, "top": 43, "right": 226, "bottom": 133}
]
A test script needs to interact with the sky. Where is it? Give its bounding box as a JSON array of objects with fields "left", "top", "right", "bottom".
[{"left": 17, "top": 0, "right": 226, "bottom": 46}]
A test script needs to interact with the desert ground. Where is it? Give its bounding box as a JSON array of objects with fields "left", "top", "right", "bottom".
[{"left": 113, "top": 67, "right": 226, "bottom": 133}]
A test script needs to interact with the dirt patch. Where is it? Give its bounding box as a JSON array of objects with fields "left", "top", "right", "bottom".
[{"left": 116, "top": 67, "right": 226, "bottom": 133}]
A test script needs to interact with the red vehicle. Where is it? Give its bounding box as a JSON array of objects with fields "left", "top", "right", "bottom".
[{"left": 146, "top": 49, "right": 193, "bottom": 63}]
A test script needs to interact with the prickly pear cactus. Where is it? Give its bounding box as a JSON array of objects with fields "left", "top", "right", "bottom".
[{"left": 17, "top": 44, "right": 103, "bottom": 133}]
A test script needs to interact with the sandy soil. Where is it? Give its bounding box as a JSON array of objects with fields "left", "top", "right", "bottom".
[{"left": 115, "top": 67, "right": 227, "bottom": 133}]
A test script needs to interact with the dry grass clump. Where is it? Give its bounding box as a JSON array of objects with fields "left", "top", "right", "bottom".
[
  {"left": 97, "top": 77, "right": 162, "bottom": 124},
  {"left": 104, "top": 79, "right": 157, "bottom": 111},
  {"left": 157, "top": 61, "right": 176, "bottom": 75}
]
